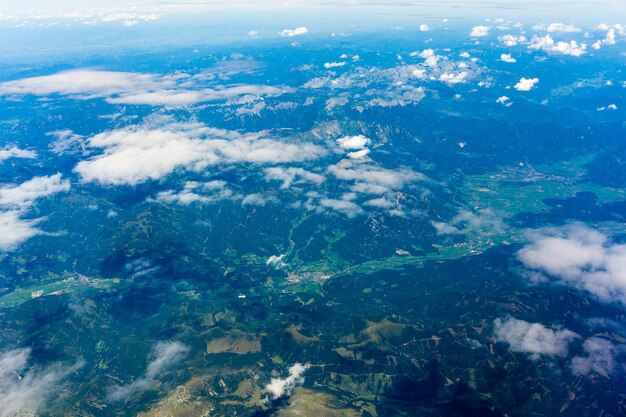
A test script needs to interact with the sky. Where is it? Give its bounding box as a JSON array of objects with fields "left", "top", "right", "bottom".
[
  {"left": 0, "top": 1, "right": 624, "bottom": 26},
  {"left": 2, "top": 0, "right": 625, "bottom": 14}
]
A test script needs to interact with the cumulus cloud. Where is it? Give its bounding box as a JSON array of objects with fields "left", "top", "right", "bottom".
[
  {"left": 496, "top": 95, "right": 510, "bottom": 105},
  {"left": 0, "top": 69, "right": 287, "bottom": 106},
  {"left": 0, "top": 347, "right": 83, "bottom": 417},
  {"left": 498, "top": 34, "right": 527, "bottom": 46},
  {"left": 264, "top": 167, "right": 324, "bottom": 189},
  {"left": 108, "top": 341, "right": 189, "bottom": 402},
  {"left": 265, "top": 363, "right": 309, "bottom": 400},
  {"left": 517, "top": 223, "right": 626, "bottom": 307},
  {"left": 439, "top": 71, "right": 469, "bottom": 84},
  {"left": 529, "top": 35, "right": 587, "bottom": 56},
  {"left": 347, "top": 149, "right": 370, "bottom": 159},
  {"left": 500, "top": 53, "right": 516, "bottom": 63},
  {"left": 279, "top": 27, "right": 308, "bottom": 37},
  {"left": 592, "top": 26, "right": 621, "bottom": 50},
  {"left": 336, "top": 135, "right": 371, "bottom": 150},
  {"left": 514, "top": 77, "right": 539, "bottom": 91},
  {"left": 470, "top": 25, "right": 490, "bottom": 37},
  {"left": 0, "top": 146, "right": 36, "bottom": 163},
  {"left": 534, "top": 22, "right": 581, "bottom": 33},
  {"left": 74, "top": 122, "right": 326, "bottom": 185},
  {"left": 493, "top": 317, "right": 579, "bottom": 359}
]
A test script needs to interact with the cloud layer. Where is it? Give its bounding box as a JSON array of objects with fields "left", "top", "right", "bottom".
[
  {"left": 74, "top": 122, "right": 326, "bottom": 185},
  {"left": 0, "top": 69, "right": 287, "bottom": 106}
]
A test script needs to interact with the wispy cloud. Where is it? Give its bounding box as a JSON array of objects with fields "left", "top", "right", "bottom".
[
  {"left": 0, "top": 146, "right": 36, "bottom": 163},
  {"left": 0, "top": 348, "right": 83, "bottom": 417},
  {"left": 108, "top": 341, "right": 189, "bottom": 402}
]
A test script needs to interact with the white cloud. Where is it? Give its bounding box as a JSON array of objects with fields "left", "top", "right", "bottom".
[
  {"left": 439, "top": 71, "right": 469, "bottom": 84},
  {"left": 0, "top": 174, "right": 70, "bottom": 209},
  {"left": 108, "top": 341, "right": 188, "bottom": 402},
  {"left": 363, "top": 197, "right": 394, "bottom": 208},
  {"left": 0, "top": 211, "right": 42, "bottom": 251},
  {"left": 419, "top": 24, "right": 429, "bottom": 32},
  {"left": 470, "top": 25, "right": 490, "bottom": 37},
  {"left": 266, "top": 254, "right": 286, "bottom": 267},
  {"left": 0, "top": 347, "right": 83, "bottom": 417},
  {"left": 533, "top": 22, "right": 581, "bottom": 33},
  {"left": 279, "top": 27, "right": 308, "bottom": 37},
  {"left": 328, "top": 163, "right": 423, "bottom": 195},
  {"left": 74, "top": 123, "right": 326, "bottom": 185},
  {"left": 411, "top": 68, "right": 426, "bottom": 79},
  {"left": 0, "top": 174, "right": 70, "bottom": 251},
  {"left": 496, "top": 95, "right": 510, "bottom": 104},
  {"left": 498, "top": 34, "right": 527, "bottom": 46},
  {"left": 319, "top": 197, "right": 363, "bottom": 218},
  {"left": 529, "top": 35, "right": 587, "bottom": 56},
  {"left": 264, "top": 167, "right": 324, "bottom": 189},
  {"left": 242, "top": 193, "right": 275, "bottom": 206},
  {"left": 571, "top": 337, "right": 620, "bottom": 377},
  {"left": 305, "top": 51, "right": 483, "bottom": 108},
  {"left": 324, "top": 61, "right": 346, "bottom": 69},
  {"left": 347, "top": 149, "right": 370, "bottom": 159},
  {"left": 48, "top": 130, "right": 88, "bottom": 156},
  {"left": 265, "top": 363, "right": 309, "bottom": 400},
  {"left": 514, "top": 77, "right": 539, "bottom": 91},
  {"left": 0, "top": 69, "right": 287, "bottom": 106},
  {"left": 517, "top": 223, "right": 626, "bottom": 307},
  {"left": 153, "top": 180, "right": 236, "bottom": 205},
  {"left": 0, "top": 146, "right": 36, "bottom": 163},
  {"left": 432, "top": 208, "right": 504, "bottom": 236},
  {"left": 500, "top": 53, "right": 516, "bottom": 63},
  {"left": 336, "top": 135, "right": 371, "bottom": 150},
  {"left": 0, "top": 8, "right": 164, "bottom": 27},
  {"left": 493, "top": 317, "right": 579, "bottom": 359},
  {"left": 592, "top": 28, "right": 619, "bottom": 49}
]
